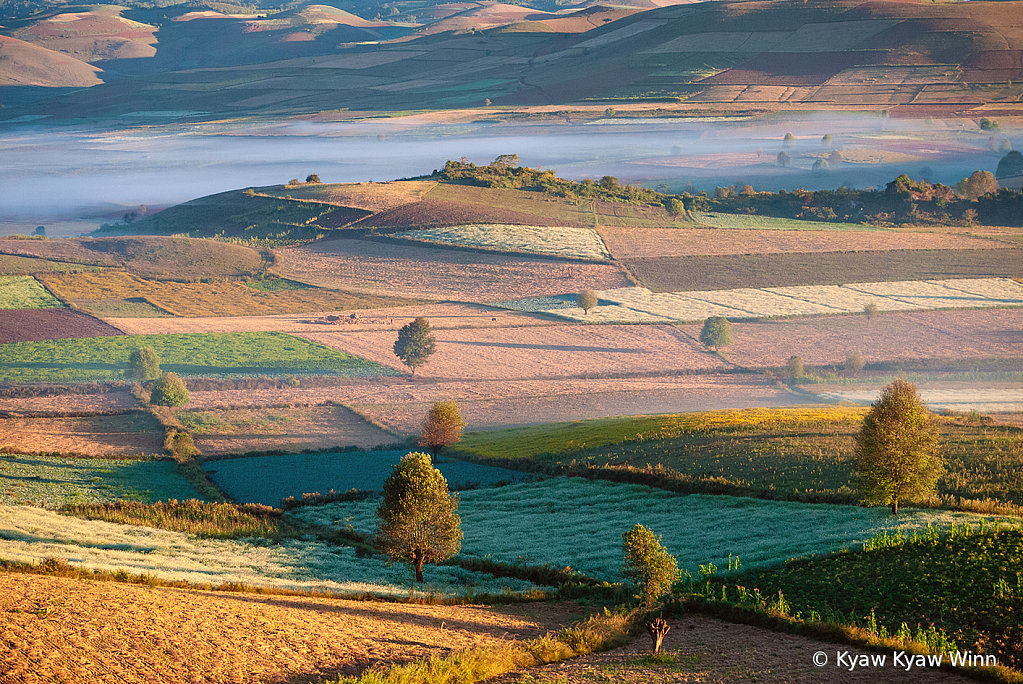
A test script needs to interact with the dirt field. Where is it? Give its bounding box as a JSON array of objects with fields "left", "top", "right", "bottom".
[
  {"left": 105, "top": 303, "right": 556, "bottom": 335},
  {"left": 597, "top": 226, "right": 1015, "bottom": 259},
  {"left": 0, "top": 573, "right": 580, "bottom": 684},
  {"left": 491, "top": 614, "right": 977, "bottom": 684},
  {"left": 354, "top": 199, "right": 583, "bottom": 230},
  {"left": 678, "top": 308, "right": 1023, "bottom": 369},
  {"left": 0, "top": 309, "right": 124, "bottom": 343},
  {"left": 0, "top": 413, "right": 164, "bottom": 456},
  {"left": 300, "top": 324, "right": 726, "bottom": 381},
  {"left": 272, "top": 239, "right": 630, "bottom": 301},
  {"left": 0, "top": 392, "right": 139, "bottom": 414},
  {"left": 181, "top": 404, "right": 397, "bottom": 455}
]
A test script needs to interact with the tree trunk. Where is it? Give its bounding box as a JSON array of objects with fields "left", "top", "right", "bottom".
[
  {"left": 646, "top": 618, "right": 670, "bottom": 655},
  {"left": 891, "top": 498, "right": 899, "bottom": 515},
  {"left": 413, "top": 549, "right": 425, "bottom": 583}
]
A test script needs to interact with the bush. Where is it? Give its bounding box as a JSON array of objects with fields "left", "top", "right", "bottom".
[
  {"left": 150, "top": 372, "right": 189, "bottom": 407},
  {"left": 623, "top": 524, "right": 680, "bottom": 606},
  {"left": 577, "top": 290, "right": 598, "bottom": 315},
  {"left": 128, "top": 347, "right": 161, "bottom": 382},
  {"left": 305, "top": 174, "right": 321, "bottom": 184},
  {"left": 996, "top": 150, "right": 1023, "bottom": 179},
  {"left": 416, "top": 401, "right": 466, "bottom": 455},
  {"left": 846, "top": 351, "right": 865, "bottom": 373},
  {"left": 786, "top": 356, "right": 804, "bottom": 382},
  {"left": 700, "top": 317, "right": 732, "bottom": 351}
]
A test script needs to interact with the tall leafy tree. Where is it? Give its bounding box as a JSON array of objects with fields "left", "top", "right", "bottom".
[
  {"left": 128, "top": 347, "right": 161, "bottom": 382},
  {"left": 623, "top": 524, "right": 680, "bottom": 607},
  {"left": 700, "top": 316, "right": 732, "bottom": 352},
  {"left": 393, "top": 317, "right": 436, "bottom": 376},
  {"left": 376, "top": 452, "right": 462, "bottom": 583},
  {"left": 854, "top": 379, "right": 942, "bottom": 515},
  {"left": 416, "top": 401, "right": 466, "bottom": 456},
  {"left": 577, "top": 289, "right": 598, "bottom": 315}
]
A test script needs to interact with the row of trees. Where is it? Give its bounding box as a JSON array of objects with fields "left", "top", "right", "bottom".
[{"left": 128, "top": 348, "right": 189, "bottom": 407}]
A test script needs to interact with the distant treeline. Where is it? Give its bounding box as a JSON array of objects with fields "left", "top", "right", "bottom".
[{"left": 441, "top": 157, "right": 1023, "bottom": 227}]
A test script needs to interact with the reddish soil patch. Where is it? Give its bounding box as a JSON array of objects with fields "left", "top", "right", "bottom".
[
  {"left": 963, "top": 50, "right": 1023, "bottom": 83},
  {"left": 490, "top": 614, "right": 977, "bottom": 684},
  {"left": 300, "top": 324, "right": 727, "bottom": 381},
  {"left": 310, "top": 206, "right": 373, "bottom": 229},
  {"left": 353, "top": 199, "right": 580, "bottom": 230},
  {"left": 0, "top": 309, "right": 124, "bottom": 343},
  {"left": 0, "top": 413, "right": 164, "bottom": 456},
  {"left": 0, "top": 392, "right": 139, "bottom": 414},
  {"left": 0, "top": 573, "right": 580, "bottom": 683},
  {"left": 597, "top": 227, "right": 1011, "bottom": 259},
  {"left": 704, "top": 52, "right": 883, "bottom": 86},
  {"left": 677, "top": 308, "right": 1023, "bottom": 369},
  {"left": 273, "top": 239, "right": 628, "bottom": 301}
]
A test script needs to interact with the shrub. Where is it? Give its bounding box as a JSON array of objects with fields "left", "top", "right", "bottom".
[
  {"left": 700, "top": 317, "right": 732, "bottom": 351},
  {"left": 786, "top": 356, "right": 804, "bottom": 382},
  {"left": 622, "top": 524, "right": 680, "bottom": 607},
  {"left": 416, "top": 401, "right": 466, "bottom": 455},
  {"left": 996, "top": 150, "right": 1023, "bottom": 179},
  {"left": 150, "top": 372, "right": 189, "bottom": 407},
  {"left": 863, "top": 303, "right": 879, "bottom": 320},
  {"left": 305, "top": 174, "right": 321, "bottom": 184},
  {"left": 979, "top": 117, "right": 999, "bottom": 131},
  {"left": 577, "top": 290, "right": 598, "bottom": 315},
  {"left": 956, "top": 171, "right": 999, "bottom": 201},
  {"left": 777, "top": 151, "right": 791, "bottom": 167},
  {"left": 128, "top": 347, "right": 161, "bottom": 382},
  {"left": 846, "top": 351, "right": 866, "bottom": 373}
]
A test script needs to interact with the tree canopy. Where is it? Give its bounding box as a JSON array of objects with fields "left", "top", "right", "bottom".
[
  {"left": 416, "top": 401, "right": 466, "bottom": 455},
  {"left": 700, "top": 317, "right": 732, "bottom": 351},
  {"left": 128, "top": 347, "right": 161, "bottom": 382},
  {"left": 623, "top": 524, "right": 680, "bottom": 606},
  {"left": 150, "top": 372, "right": 189, "bottom": 407},
  {"left": 393, "top": 317, "right": 437, "bottom": 376}
]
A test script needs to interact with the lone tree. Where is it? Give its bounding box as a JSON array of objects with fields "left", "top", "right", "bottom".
[
  {"left": 577, "top": 289, "right": 598, "bottom": 315},
  {"left": 996, "top": 150, "right": 1023, "bottom": 179},
  {"left": 305, "top": 174, "right": 321, "bottom": 184},
  {"left": 128, "top": 347, "right": 161, "bottom": 382},
  {"left": 376, "top": 452, "right": 462, "bottom": 583},
  {"left": 956, "top": 170, "right": 999, "bottom": 201},
  {"left": 416, "top": 401, "right": 466, "bottom": 455},
  {"left": 846, "top": 350, "right": 866, "bottom": 373},
  {"left": 700, "top": 316, "right": 732, "bottom": 352},
  {"left": 623, "top": 524, "right": 680, "bottom": 607},
  {"left": 393, "top": 317, "right": 436, "bottom": 376},
  {"left": 777, "top": 151, "right": 791, "bottom": 167},
  {"left": 786, "top": 355, "right": 804, "bottom": 382},
  {"left": 863, "top": 303, "right": 879, "bottom": 320},
  {"left": 150, "top": 372, "right": 189, "bottom": 407},
  {"left": 853, "top": 379, "right": 942, "bottom": 515}
]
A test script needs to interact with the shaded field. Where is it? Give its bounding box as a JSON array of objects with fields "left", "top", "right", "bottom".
[
  {"left": 41, "top": 271, "right": 416, "bottom": 318},
  {"left": 0, "top": 332, "right": 396, "bottom": 383},
  {"left": 627, "top": 249, "right": 1023, "bottom": 292},
  {"left": 0, "top": 236, "right": 264, "bottom": 279},
  {"left": 0, "top": 412, "right": 165, "bottom": 457},
  {"left": 0, "top": 452, "right": 201, "bottom": 507},
  {"left": 0, "top": 309, "right": 124, "bottom": 343},
  {"left": 0, "top": 254, "right": 107, "bottom": 276},
  {"left": 300, "top": 324, "right": 726, "bottom": 381},
  {"left": 0, "top": 275, "right": 62, "bottom": 309},
  {"left": 0, "top": 573, "right": 572, "bottom": 683},
  {"left": 356, "top": 199, "right": 581, "bottom": 231},
  {"left": 0, "top": 392, "right": 139, "bottom": 414},
  {"left": 597, "top": 226, "right": 1014, "bottom": 259},
  {"left": 178, "top": 404, "right": 396, "bottom": 455},
  {"left": 692, "top": 212, "right": 883, "bottom": 231},
  {"left": 273, "top": 238, "right": 630, "bottom": 301},
  {"left": 682, "top": 307, "right": 1023, "bottom": 368}
]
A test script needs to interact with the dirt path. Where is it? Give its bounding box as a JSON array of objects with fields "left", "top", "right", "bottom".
[
  {"left": 0, "top": 573, "right": 581, "bottom": 684},
  {"left": 491, "top": 615, "right": 980, "bottom": 684}
]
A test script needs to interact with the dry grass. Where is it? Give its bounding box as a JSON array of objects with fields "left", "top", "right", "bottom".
[
  {"left": 41, "top": 271, "right": 416, "bottom": 318},
  {"left": 0, "top": 413, "right": 165, "bottom": 456},
  {"left": 265, "top": 181, "right": 437, "bottom": 211},
  {"left": 0, "top": 392, "right": 139, "bottom": 414},
  {"left": 0, "top": 573, "right": 580, "bottom": 683}
]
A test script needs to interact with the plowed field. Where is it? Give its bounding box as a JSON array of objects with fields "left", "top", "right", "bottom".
[
  {"left": 0, "top": 413, "right": 164, "bottom": 456},
  {"left": 0, "top": 309, "right": 124, "bottom": 343}
]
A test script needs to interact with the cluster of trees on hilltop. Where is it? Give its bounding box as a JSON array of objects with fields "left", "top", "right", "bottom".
[{"left": 439, "top": 154, "right": 1023, "bottom": 227}]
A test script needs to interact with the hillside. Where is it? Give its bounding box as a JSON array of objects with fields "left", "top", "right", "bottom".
[
  {"left": 1, "top": 0, "right": 1022, "bottom": 119},
  {"left": 0, "top": 33, "right": 100, "bottom": 86}
]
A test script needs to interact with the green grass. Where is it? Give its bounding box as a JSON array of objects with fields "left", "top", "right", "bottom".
[
  {"left": 452, "top": 409, "right": 1023, "bottom": 510},
  {"left": 62, "top": 499, "right": 296, "bottom": 538},
  {"left": 0, "top": 331, "right": 399, "bottom": 382},
  {"left": 75, "top": 298, "right": 174, "bottom": 318},
  {"left": 725, "top": 522, "right": 1023, "bottom": 669},
  {"left": 0, "top": 276, "right": 63, "bottom": 309},
  {"left": 0, "top": 453, "right": 203, "bottom": 507},
  {"left": 0, "top": 255, "right": 106, "bottom": 276},
  {"left": 693, "top": 211, "right": 883, "bottom": 231},
  {"left": 244, "top": 277, "right": 314, "bottom": 292}
]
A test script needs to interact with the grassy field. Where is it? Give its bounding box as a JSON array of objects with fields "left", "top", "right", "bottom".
[
  {"left": 626, "top": 249, "right": 1023, "bottom": 292},
  {"left": 0, "top": 254, "right": 107, "bottom": 276},
  {"left": 0, "top": 276, "right": 63, "bottom": 309},
  {"left": 0, "top": 412, "right": 165, "bottom": 457},
  {"left": 692, "top": 212, "right": 883, "bottom": 231},
  {"left": 63, "top": 500, "right": 293, "bottom": 538},
  {"left": 452, "top": 409, "right": 1023, "bottom": 509},
  {"left": 0, "top": 453, "right": 203, "bottom": 507},
  {"left": 395, "top": 224, "right": 610, "bottom": 260},
  {"left": 726, "top": 523, "right": 1023, "bottom": 669},
  {"left": 0, "top": 332, "right": 398, "bottom": 383},
  {"left": 42, "top": 271, "right": 416, "bottom": 317}
]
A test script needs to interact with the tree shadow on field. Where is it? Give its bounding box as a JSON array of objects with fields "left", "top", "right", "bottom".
[{"left": 443, "top": 340, "right": 643, "bottom": 354}]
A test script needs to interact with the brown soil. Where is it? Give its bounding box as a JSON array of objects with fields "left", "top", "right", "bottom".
[
  {"left": 597, "top": 226, "right": 1014, "bottom": 259},
  {"left": 182, "top": 404, "right": 397, "bottom": 455},
  {"left": 354, "top": 198, "right": 581, "bottom": 230},
  {"left": 299, "top": 324, "right": 727, "bottom": 381},
  {"left": 490, "top": 615, "right": 977, "bottom": 684},
  {"left": 0, "top": 392, "right": 139, "bottom": 414},
  {"left": 0, "top": 309, "right": 124, "bottom": 343},
  {"left": 0, "top": 413, "right": 164, "bottom": 456},
  {"left": 272, "top": 239, "right": 629, "bottom": 301},
  {"left": 0, "top": 573, "right": 581, "bottom": 684},
  {"left": 677, "top": 308, "right": 1023, "bottom": 368}
]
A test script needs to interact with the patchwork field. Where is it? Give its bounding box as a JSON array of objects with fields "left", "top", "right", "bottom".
[
  {"left": 0, "top": 308, "right": 124, "bottom": 343},
  {"left": 0, "top": 332, "right": 396, "bottom": 383},
  {"left": 273, "top": 238, "right": 630, "bottom": 301},
  {"left": 0, "top": 573, "right": 573, "bottom": 684},
  {"left": 179, "top": 404, "right": 396, "bottom": 455},
  {"left": 41, "top": 271, "right": 415, "bottom": 318},
  {"left": 692, "top": 212, "right": 881, "bottom": 231},
  {"left": 596, "top": 226, "right": 1015, "bottom": 259},
  {"left": 263, "top": 180, "right": 437, "bottom": 211},
  {"left": 394, "top": 224, "right": 611, "bottom": 260},
  {"left": 0, "top": 453, "right": 202, "bottom": 507},
  {"left": 0, "top": 254, "right": 107, "bottom": 276},
  {"left": 814, "top": 385, "right": 1023, "bottom": 414},
  {"left": 0, "top": 391, "right": 138, "bottom": 414},
  {"left": 0, "top": 412, "right": 165, "bottom": 457},
  {"left": 0, "top": 275, "right": 62, "bottom": 309},
  {"left": 300, "top": 324, "right": 726, "bottom": 381}
]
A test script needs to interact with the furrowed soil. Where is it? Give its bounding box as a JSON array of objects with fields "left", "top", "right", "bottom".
[
  {"left": 0, "top": 392, "right": 139, "bottom": 414},
  {"left": 0, "top": 309, "right": 124, "bottom": 343},
  {"left": 597, "top": 226, "right": 1014, "bottom": 259},
  {"left": 490, "top": 615, "right": 976, "bottom": 684},
  {"left": 272, "top": 239, "right": 629, "bottom": 301},
  {"left": 0, "top": 573, "right": 580, "bottom": 684},
  {"left": 679, "top": 308, "right": 1023, "bottom": 368},
  {"left": 0, "top": 413, "right": 164, "bottom": 456}
]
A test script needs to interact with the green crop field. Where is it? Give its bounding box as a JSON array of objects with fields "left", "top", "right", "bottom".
[
  {"left": 0, "top": 255, "right": 106, "bottom": 276},
  {"left": 0, "top": 453, "right": 203, "bottom": 507},
  {"left": 0, "top": 276, "right": 63, "bottom": 309},
  {"left": 693, "top": 212, "right": 883, "bottom": 231},
  {"left": 0, "top": 332, "right": 399, "bottom": 382},
  {"left": 453, "top": 409, "right": 1023, "bottom": 509}
]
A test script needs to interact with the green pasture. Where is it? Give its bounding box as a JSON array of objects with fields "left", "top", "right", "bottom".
[
  {"left": 692, "top": 211, "right": 882, "bottom": 231},
  {"left": 0, "top": 453, "right": 203, "bottom": 507},
  {"left": 0, "top": 276, "right": 63, "bottom": 309},
  {"left": 244, "top": 277, "right": 314, "bottom": 292},
  {"left": 0, "top": 255, "right": 106, "bottom": 276},
  {"left": 0, "top": 331, "right": 397, "bottom": 382}
]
